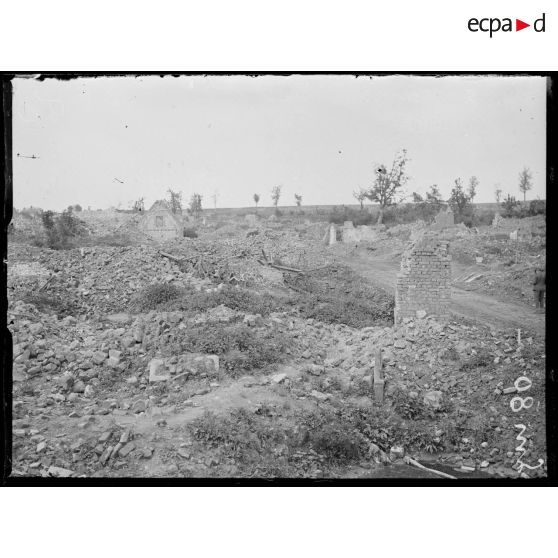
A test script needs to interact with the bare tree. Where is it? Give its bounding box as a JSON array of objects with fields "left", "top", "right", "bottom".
[
  {"left": 353, "top": 188, "right": 367, "bottom": 211},
  {"left": 363, "top": 149, "right": 409, "bottom": 225},
  {"left": 294, "top": 193, "right": 302, "bottom": 211},
  {"left": 518, "top": 167, "right": 533, "bottom": 201},
  {"left": 271, "top": 185, "right": 282, "bottom": 213},
  {"left": 167, "top": 188, "right": 182, "bottom": 214}
]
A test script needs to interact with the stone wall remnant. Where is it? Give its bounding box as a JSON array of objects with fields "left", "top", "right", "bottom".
[
  {"left": 394, "top": 233, "right": 451, "bottom": 324},
  {"left": 492, "top": 213, "right": 502, "bottom": 228},
  {"left": 432, "top": 207, "right": 455, "bottom": 230},
  {"left": 328, "top": 223, "right": 337, "bottom": 245}
]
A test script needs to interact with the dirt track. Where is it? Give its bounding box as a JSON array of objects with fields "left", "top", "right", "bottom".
[{"left": 338, "top": 251, "right": 545, "bottom": 337}]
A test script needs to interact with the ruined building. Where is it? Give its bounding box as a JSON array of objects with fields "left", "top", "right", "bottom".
[
  {"left": 394, "top": 232, "right": 451, "bottom": 323},
  {"left": 143, "top": 200, "right": 185, "bottom": 241},
  {"left": 432, "top": 207, "right": 455, "bottom": 231}
]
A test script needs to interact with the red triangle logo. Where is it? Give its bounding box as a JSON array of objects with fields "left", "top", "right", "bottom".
[{"left": 516, "top": 19, "right": 530, "bottom": 31}]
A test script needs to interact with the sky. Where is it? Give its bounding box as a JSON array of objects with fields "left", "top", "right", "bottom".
[{"left": 12, "top": 74, "right": 547, "bottom": 211}]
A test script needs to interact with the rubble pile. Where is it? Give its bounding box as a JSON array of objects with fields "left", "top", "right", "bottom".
[
  {"left": 10, "top": 286, "right": 546, "bottom": 478},
  {"left": 164, "top": 227, "right": 335, "bottom": 285},
  {"left": 11, "top": 245, "right": 212, "bottom": 315},
  {"left": 8, "top": 211, "right": 546, "bottom": 479}
]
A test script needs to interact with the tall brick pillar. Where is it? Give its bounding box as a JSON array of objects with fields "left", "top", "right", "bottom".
[{"left": 394, "top": 233, "right": 451, "bottom": 324}]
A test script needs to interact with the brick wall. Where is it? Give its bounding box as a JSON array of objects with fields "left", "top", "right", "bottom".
[{"left": 394, "top": 233, "right": 451, "bottom": 323}]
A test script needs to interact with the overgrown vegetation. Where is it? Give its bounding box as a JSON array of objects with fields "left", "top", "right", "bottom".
[
  {"left": 363, "top": 149, "right": 410, "bottom": 225},
  {"left": 447, "top": 177, "right": 477, "bottom": 226},
  {"left": 391, "top": 388, "right": 453, "bottom": 420},
  {"left": 189, "top": 194, "right": 203, "bottom": 219},
  {"left": 15, "top": 290, "right": 81, "bottom": 318},
  {"left": 174, "top": 322, "right": 290, "bottom": 373},
  {"left": 130, "top": 282, "right": 184, "bottom": 312},
  {"left": 36, "top": 208, "right": 88, "bottom": 249},
  {"left": 328, "top": 206, "right": 376, "bottom": 226},
  {"left": 285, "top": 266, "right": 394, "bottom": 327},
  {"left": 186, "top": 398, "right": 461, "bottom": 476},
  {"left": 131, "top": 283, "right": 284, "bottom": 316}
]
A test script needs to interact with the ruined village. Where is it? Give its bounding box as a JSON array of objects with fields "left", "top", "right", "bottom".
[
  {"left": 8, "top": 187, "right": 546, "bottom": 479},
  {"left": 5, "top": 74, "right": 547, "bottom": 481}
]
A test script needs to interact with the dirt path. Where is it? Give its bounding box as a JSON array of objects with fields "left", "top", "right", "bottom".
[{"left": 338, "top": 250, "right": 545, "bottom": 337}]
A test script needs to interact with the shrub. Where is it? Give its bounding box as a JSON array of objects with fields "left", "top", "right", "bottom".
[
  {"left": 130, "top": 283, "right": 183, "bottom": 312},
  {"left": 460, "top": 348, "right": 494, "bottom": 371},
  {"left": 471, "top": 209, "right": 495, "bottom": 227},
  {"left": 40, "top": 208, "right": 87, "bottom": 249},
  {"left": 391, "top": 388, "right": 452, "bottom": 420},
  {"left": 310, "top": 423, "right": 362, "bottom": 462},
  {"left": 16, "top": 291, "right": 81, "bottom": 318},
  {"left": 500, "top": 194, "right": 520, "bottom": 218},
  {"left": 328, "top": 206, "right": 376, "bottom": 226},
  {"left": 139, "top": 284, "right": 286, "bottom": 316},
  {"left": 528, "top": 199, "right": 546, "bottom": 216},
  {"left": 175, "top": 322, "right": 290, "bottom": 373}
]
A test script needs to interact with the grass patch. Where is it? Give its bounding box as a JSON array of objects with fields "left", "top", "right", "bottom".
[
  {"left": 130, "top": 283, "right": 285, "bottom": 316},
  {"left": 173, "top": 322, "right": 291, "bottom": 374},
  {"left": 15, "top": 291, "right": 81, "bottom": 318},
  {"left": 130, "top": 283, "right": 184, "bottom": 312},
  {"left": 391, "top": 388, "right": 453, "bottom": 420},
  {"left": 285, "top": 266, "right": 394, "bottom": 327},
  {"left": 186, "top": 398, "right": 475, "bottom": 477}
]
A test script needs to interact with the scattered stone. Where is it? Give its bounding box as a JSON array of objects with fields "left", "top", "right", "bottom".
[
  {"left": 118, "top": 442, "right": 136, "bottom": 457},
  {"left": 310, "top": 390, "right": 330, "bottom": 401},
  {"left": 47, "top": 466, "right": 75, "bottom": 477},
  {"left": 57, "top": 374, "right": 74, "bottom": 391},
  {"left": 99, "top": 431, "right": 112, "bottom": 443},
  {"left": 272, "top": 373, "right": 288, "bottom": 384},
  {"left": 423, "top": 390, "right": 443, "bottom": 409},
  {"left": 92, "top": 351, "right": 108, "bottom": 365},
  {"left": 148, "top": 358, "right": 170, "bottom": 382},
  {"left": 70, "top": 379, "right": 86, "bottom": 393},
  {"left": 390, "top": 446, "right": 405, "bottom": 460},
  {"left": 132, "top": 400, "right": 147, "bottom": 413}
]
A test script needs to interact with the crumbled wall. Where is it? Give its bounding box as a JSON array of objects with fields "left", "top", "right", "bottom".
[
  {"left": 432, "top": 208, "right": 455, "bottom": 230},
  {"left": 394, "top": 233, "right": 451, "bottom": 323},
  {"left": 492, "top": 213, "right": 502, "bottom": 227}
]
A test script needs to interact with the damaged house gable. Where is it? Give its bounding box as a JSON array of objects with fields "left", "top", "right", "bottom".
[{"left": 143, "top": 200, "right": 187, "bottom": 241}]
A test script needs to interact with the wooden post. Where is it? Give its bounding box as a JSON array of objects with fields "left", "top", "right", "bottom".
[{"left": 374, "top": 349, "right": 384, "bottom": 405}]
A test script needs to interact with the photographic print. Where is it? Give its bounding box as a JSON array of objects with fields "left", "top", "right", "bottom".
[{"left": 3, "top": 73, "right": 548, "bottom": 480}]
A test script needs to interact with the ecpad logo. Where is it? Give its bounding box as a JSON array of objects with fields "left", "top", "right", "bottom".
[{"left": 468, "top": 13, "right": 546, "bottom": 37}]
